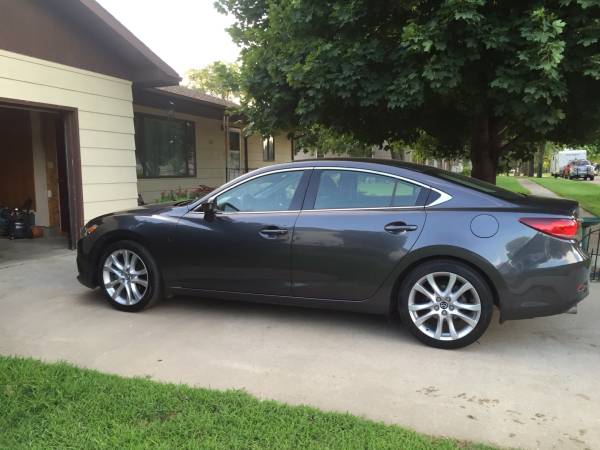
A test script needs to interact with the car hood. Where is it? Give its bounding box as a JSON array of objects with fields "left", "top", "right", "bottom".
[{"left": 89, "top": 201, "right": 191, "bottom": 224}]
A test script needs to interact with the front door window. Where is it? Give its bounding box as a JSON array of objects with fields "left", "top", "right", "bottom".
[{"left": 215, "top": 171, "right": 304, "bottom": 212}]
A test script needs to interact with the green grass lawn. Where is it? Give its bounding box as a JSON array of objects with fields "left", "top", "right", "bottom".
[
  {"left": 495, "top": 175, "right": 530, "bottom": 195},
  {"left": 529, "top": 177, "right": 600, "bottom": 217},
  {"left": 0, "top": 357, "right": 496, "bottom": 450}
]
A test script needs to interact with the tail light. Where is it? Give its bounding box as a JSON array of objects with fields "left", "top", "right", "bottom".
[{"left": 519, "top": 218, "right": 579, "bottom": 240}]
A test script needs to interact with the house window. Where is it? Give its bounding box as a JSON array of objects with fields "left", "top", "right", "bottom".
[
  {"left": 263, "top": 135, "right": 275, "bottom": 161},
  {"left": 134, "top": 113, "right": 196, "bottom": 178}
]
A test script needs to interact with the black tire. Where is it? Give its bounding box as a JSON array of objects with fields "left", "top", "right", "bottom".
[
  {"left": 590, "top": 176, "right": 595, "bottom": 181},
  {"left": 397, "top": 260, "right": 494, "bottom": 349},
  {"left": 97, "top": 240, "right": 162, "bottom": 312}
]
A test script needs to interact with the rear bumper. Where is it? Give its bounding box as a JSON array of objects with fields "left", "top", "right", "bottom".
[{"left": 500, "top": 253, "right": 590, "bottom": 321}]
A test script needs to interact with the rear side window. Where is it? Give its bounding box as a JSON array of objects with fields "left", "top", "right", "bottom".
[{"left": 313, "top": 170, "right": 424, "bottom": 209}]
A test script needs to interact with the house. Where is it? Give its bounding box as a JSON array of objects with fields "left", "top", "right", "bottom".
[{"left": 0, "top": 0, "right": 293, "bottom": 250}]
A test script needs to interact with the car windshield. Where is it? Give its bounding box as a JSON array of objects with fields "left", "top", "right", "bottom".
[{"left": 574, "top": 160, "right": 590, "bottom": 166}]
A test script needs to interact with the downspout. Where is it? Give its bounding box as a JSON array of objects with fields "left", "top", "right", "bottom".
[
  {"left": 244, "top": 135, "right": 249, "bottom": 173},
  {"left": 223, "top": 114, "right": 229, "bottom": 182}
]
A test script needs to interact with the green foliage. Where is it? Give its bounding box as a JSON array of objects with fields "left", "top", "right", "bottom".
[
  {"left": 0, "top": 356, "right": 495, "bottom": 450},
  {"left": 530, "top": 177, "right": 600, "bottom": 216},
  {"left": 294, "top": 125, "right": 373, "bottom": 157},
  {"left": 186, "top": 61, "right": 241, "bottom": 101},
  {"left": 496, "top": 176, "right": 531, "bottom": 195},
  {"left": 215, "top": 0, "right": 600, "bottom": 181}
]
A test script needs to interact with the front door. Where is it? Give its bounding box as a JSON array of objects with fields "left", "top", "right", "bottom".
[
  {"left": 227, "top": 128, "right": 242, "bottom": 181},
  {"left": 291, "top": 168, "right": 427, "bottom": 300},
  {"left": 175, "top": 169, "right": 311, "bottom": 295}
]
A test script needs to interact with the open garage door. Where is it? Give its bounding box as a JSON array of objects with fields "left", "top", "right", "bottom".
[{"left": 0, "top": 101, "right": 83, "bottom": 259}]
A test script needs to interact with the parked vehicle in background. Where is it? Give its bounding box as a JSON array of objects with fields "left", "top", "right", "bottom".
[
  {"left": 551, "top": 149, "right": 587, "bottom": 177},
  {"left": 563, "top": 159, "right": 596, "bottom": 180},
  {"left": 76, "top": 159, "right": 590, "bottom": 349}
]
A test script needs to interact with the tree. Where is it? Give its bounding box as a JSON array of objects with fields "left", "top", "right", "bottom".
[
  {"left": 186, "top": 61, "right": 241, "bottom": 101},
  {"left": 215, "top": 0, "right": 600, "bottom": 183}
]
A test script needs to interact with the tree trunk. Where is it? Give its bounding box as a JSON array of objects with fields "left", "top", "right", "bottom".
[
  {"left": 470, "top": 112, "right": 500, "bottom": 184},
  {"left": 528, "top": 159, "right": 535, "bottom": 177},
  {"left": 536, "top": 143, "right": 545, "bottom": 178}
]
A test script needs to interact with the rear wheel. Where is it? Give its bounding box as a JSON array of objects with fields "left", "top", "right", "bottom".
[
  {"left": 98, "top": 240, "right": 162, "bottom": 312},
  {"left": 398, "top": 260, "right": 493, "bottom": 349}
]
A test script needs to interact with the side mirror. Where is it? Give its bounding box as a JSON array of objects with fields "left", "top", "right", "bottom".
[{"left": 200, "top": 200, "right": 217, "bottom": 219}]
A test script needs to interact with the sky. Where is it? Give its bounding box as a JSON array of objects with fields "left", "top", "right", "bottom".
[{"left": 96, "top": 0, "right": 241, "bottom": 78}]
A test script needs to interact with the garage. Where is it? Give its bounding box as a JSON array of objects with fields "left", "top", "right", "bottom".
[
  {"left": 0, "top": 102, "right": 82, "bottom": 264},
  {"left": 0, "top": 0, "right": 181, "bottom": 265}
]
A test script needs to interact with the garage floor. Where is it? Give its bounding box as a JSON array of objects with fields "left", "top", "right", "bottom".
[
  {"left": 0, "top": 253, "right": 598, "bottom": 450},
  {"left": 0, "top": 235, "right": 69, "bottom": 269}
]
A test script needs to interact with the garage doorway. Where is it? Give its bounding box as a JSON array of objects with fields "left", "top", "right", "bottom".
[{"left": 0, "top": 101, "right": 83, "bottom": 260}]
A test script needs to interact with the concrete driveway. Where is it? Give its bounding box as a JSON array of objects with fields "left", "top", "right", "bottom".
[{"left": 1, "top": 251, "right": 598, "bottom": 450}]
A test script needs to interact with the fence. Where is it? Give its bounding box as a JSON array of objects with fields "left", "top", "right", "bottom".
[{"left": 582, "top": 218, "right": 600, "bottom": 282}]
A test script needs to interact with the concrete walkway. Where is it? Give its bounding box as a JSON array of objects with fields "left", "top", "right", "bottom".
[
  {"left": 1, "top": 253, "right": 599, "bottom": 450},
  {"left": 517, "top": 178, "right": 595, "bottom": 218}
]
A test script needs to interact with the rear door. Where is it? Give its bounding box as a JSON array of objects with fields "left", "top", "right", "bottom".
[{"left": 291, "top": 168, "right": 428, "bottom": 300}]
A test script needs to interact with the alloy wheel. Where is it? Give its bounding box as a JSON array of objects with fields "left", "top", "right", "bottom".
[
  {"left": 102, "top": 249, "right": 149, "bottom": 306},
  {"left": 408, "top": 271, "right": 482, "bottom": 341}
]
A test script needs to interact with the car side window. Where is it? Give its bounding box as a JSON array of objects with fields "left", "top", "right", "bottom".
[
  {"left": 313, "top": 170, "right": 423, "bottom": 209},
  {"left": 215, "top": 171, "right": 304, "bottom": 212}
]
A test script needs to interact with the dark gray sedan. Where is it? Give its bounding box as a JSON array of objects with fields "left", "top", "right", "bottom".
[{"left": 77, "top": 159, "right": 590, "bottom": 349}]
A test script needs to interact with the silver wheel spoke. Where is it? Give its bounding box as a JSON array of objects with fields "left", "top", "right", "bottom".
[
  {"left": 131, "top": 268, "right": 147, "bottom": 277},
  {"left": 445, "top": 273, "right": 457, "bottom": 295},
  {"left": 413, "top": 283, "right": 436, "bottom": 302},
  {"left": 132, "top": 277, "right": 148, "bottom": 288},
  {"left": 414, "top": 310, "right": 437, "bottom": 326},
  {"left": 447, "top": 316, "right": 458, "bottom": 339},
  {"left": 112, "top": 283, "right": 124, "bottom": 300},
  {"left": 123, "top": 251, "right": 131, "bottom": 270},
  {"left": 131, "top": 283, "right": 143, "bottom": 301},
  {"left": 106, "top": 278, "right": 120, "bottom": 288},
  {"left": 408, "top": 301, "right": 434, "bottom": 312},
  {"left": 129, "top": 253, "right": 139, "bottom": 271},
  {"left": 434, "top": 315, "right": 444, "bottom": 339},
  {"left": 451, "top": 310, "right": 478, "bottom": 327},
  {"left": 454, "top": 301, "right": 481, "bottom": 312},
  {"left": 124, "top": 282, "right": 132, "bottom": 304},
  {"left": 110, "top": 255, "right": 123, "bottom": 271},
  {"left": 452, "top": 282, "right": 474, "bottom": 301},
  {"left": 426, "top": 274, "right": 443, "bottom": 297}
]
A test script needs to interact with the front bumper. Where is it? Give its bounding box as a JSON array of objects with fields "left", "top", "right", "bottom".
[{"left": 76, "top": 239, "right": 97, "bottom": 289}]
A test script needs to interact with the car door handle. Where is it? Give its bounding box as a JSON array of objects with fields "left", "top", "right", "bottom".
[
  {"left": 384, "top": 222, "right": 418, "bottom": 233},
  {"left": 259, "top": 226, "right": 288, "bottom": 238}
]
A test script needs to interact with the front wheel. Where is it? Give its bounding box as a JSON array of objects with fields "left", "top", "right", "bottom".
[
  {"left": 398, "top": 260, "right": 494, "bottom": 349},
  {"left": 98, "top": 240, "right": 162, "bottom": 312}
]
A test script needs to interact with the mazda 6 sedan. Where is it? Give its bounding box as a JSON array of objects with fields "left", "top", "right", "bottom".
[{"left": 77, "top": 159, "right": 590, "bottom": 349}]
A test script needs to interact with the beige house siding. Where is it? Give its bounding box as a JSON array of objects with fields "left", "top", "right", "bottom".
[
  {"left": 0, "top": 49, "right": 137, "bottom": 222},
  {"left": 134, "top": 105, "right": 227, "bottom": 203},
  {"left": 246, "top": 133, "right": 293, "bottom": 170}
]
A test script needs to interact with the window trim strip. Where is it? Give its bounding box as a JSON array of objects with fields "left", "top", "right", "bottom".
[{"left": 195, "top": 166, "right": 452, "bottom": 214}]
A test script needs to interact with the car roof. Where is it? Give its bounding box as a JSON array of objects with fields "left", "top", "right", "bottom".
[{"left": 282, "top": 157, "right": 449, "bottom": 175}]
